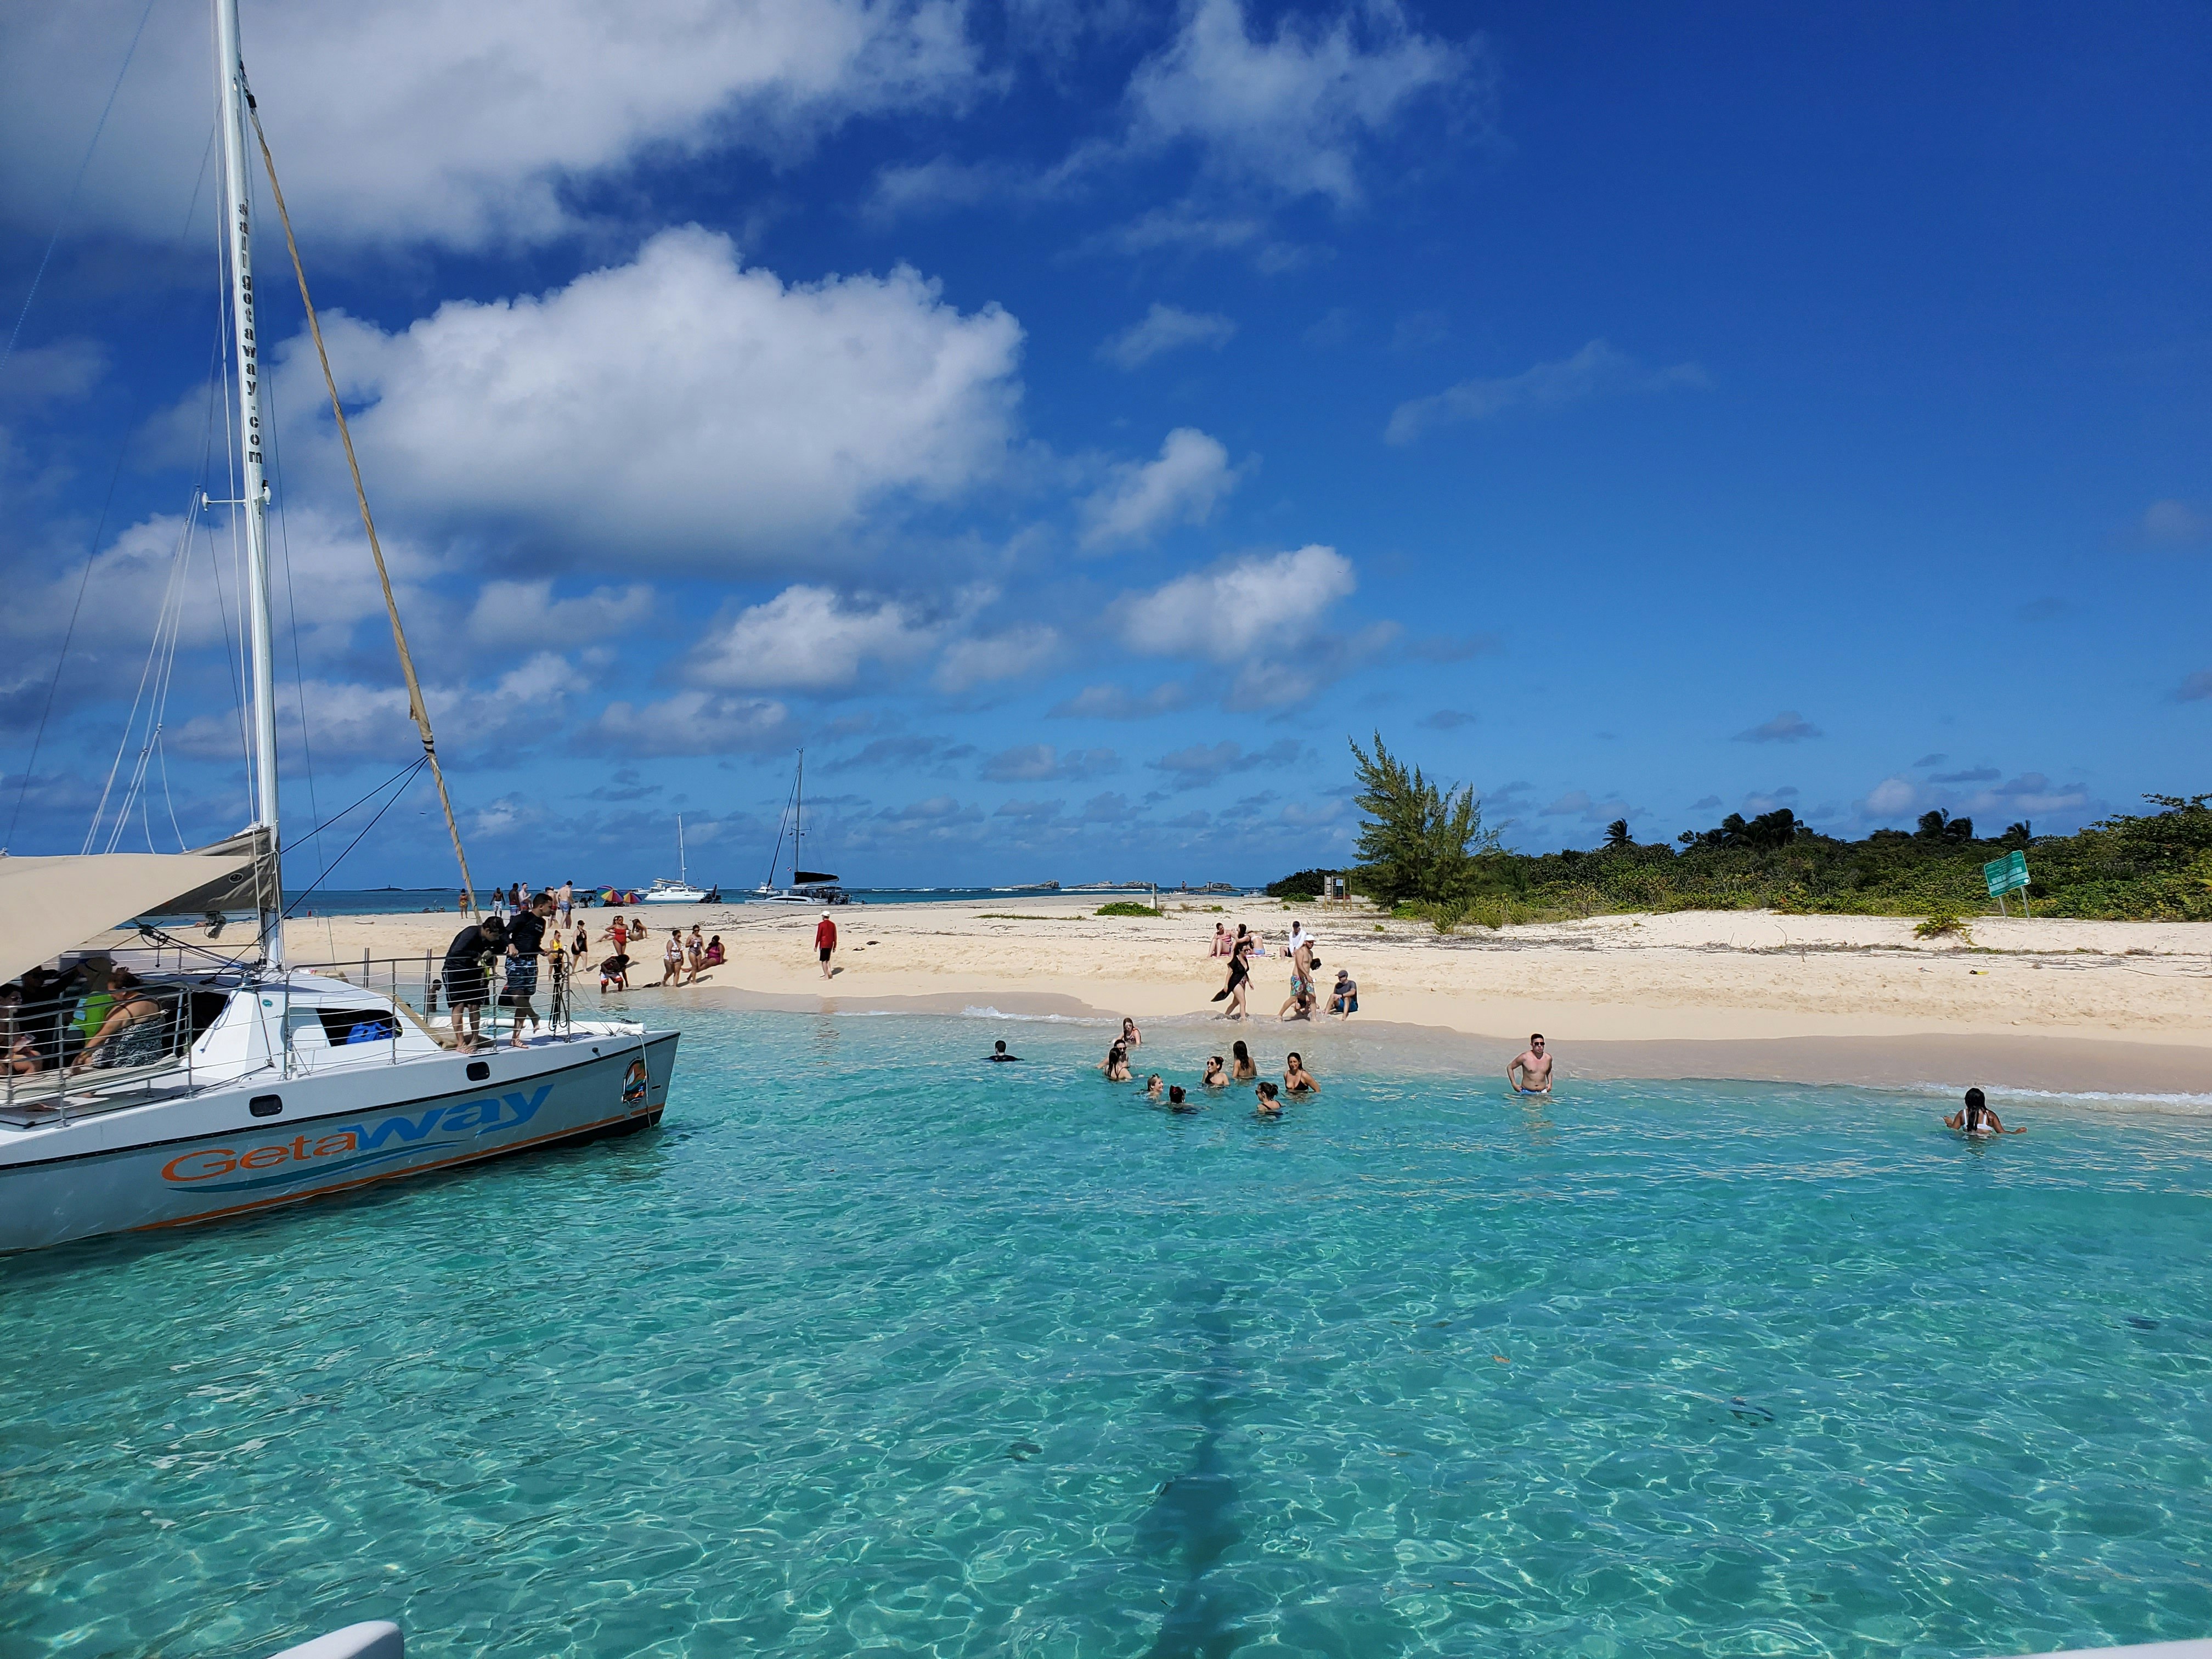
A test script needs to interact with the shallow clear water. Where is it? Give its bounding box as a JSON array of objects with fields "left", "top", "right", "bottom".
[{"left": 5, "top": 1010, "right": 2211, "bottom": 1659}]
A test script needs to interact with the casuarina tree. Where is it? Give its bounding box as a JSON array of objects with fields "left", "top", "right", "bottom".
[{"left": 1348, "top": 733, "right": 1497, "bottom": 907}]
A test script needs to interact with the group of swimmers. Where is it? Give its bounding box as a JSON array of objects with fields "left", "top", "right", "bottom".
[{"left": 1085, "top": 1017, "right": 1319, "bottom": 1116}]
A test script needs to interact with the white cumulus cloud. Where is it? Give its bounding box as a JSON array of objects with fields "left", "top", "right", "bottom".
[
  {"left": 279, "top": 228, "right": 1023, "bottom": 564},
  {"left": 1119, "top": 544, "right": 1356, "bottom": 657},
  {"left": 1124, "top": 0, "right": 1476, "bottom": 207},
  {"left": 687, "top": 585, "right": 941, "bottom": 692},
  {"left": 1, "top": 0, "right": 979, "bottom": 248},
  {"left": 1080, "top": 428, "right": 1242, "bottom": 549}
]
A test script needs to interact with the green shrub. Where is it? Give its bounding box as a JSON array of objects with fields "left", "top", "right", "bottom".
[
  {"left": 1914, "top": 906, "right": 1972, "bottom": 941},
  {"left": 1095, "top": 901, "right": 1163, "bottom": 917}
]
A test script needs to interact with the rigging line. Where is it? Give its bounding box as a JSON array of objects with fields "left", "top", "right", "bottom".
[
  {"left": 1, "top": 121, "right": 218, "bottom": 854},
  {"left": 156, "top": 735, "right": 187, "bottom": 851},
  {"left": 0, "top": 0, "right": 160, "bottom": 376},
  {"left": 278, "top": 757, "right": 423, "bottom": 856},
  {"left": 249, "top": 97, "right": 481, "bottom": 918},
  {"left": 86, "top": 493, "right": 197, "bottom": 852},
  {"left": 281, "top": 755, "right": 427, "bottom": 917}
]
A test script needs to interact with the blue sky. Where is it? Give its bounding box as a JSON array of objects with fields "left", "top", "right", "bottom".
[{"left": 2, "top": 0, "right": 2207, "bottom": 890}]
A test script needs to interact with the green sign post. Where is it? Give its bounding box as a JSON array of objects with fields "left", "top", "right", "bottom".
[{"left": 1983, "top": 849, "right": 2030, "bottom": 916}]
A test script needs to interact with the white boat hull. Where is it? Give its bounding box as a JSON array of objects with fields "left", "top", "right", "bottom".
[{"left": 0, "top": 1031, "right": 678, "bottom": 1252}]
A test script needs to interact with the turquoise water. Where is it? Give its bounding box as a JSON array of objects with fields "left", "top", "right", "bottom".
[{"left": 5, "top": 1010, "right": 2211, "bottom": 1659}]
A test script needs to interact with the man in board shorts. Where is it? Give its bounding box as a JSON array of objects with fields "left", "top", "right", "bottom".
[
  {"left": 505, "top": 892, "right": 555, "bottom": 1046},
  {"left": 442, "top": 914, "right": 506, "bottom": 1052},
  {"left": 816, "top": 911, "right": 838, "bottom": 979}
]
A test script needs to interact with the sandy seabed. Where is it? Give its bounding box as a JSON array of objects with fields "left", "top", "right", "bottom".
[{"left": 244, "top": 895, "right": 2212, "bottom": 1101}]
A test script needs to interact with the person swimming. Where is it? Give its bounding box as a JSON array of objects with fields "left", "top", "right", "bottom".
[
  {"left": 1944, "top": 1086, "right": 2020, "bottom": 1136},
  {"left": 988, "top": 1040, "right": 1022, "bottom": 1062},
  {"left": 1167, "top": 1084, "right": 1198, "bottom": 1113},
  {"left": 1201, "top": 1056, "right": 1227, "bottom": 1088},
  {"left": 1230, "top": 1040, "right": 1257, "bottom": 1082},
  {"left": 1145, "top": 1074, "right": 1164, "bottom": 1100},
  {"left": 1121, "top": 1016, "right": 1143, "bottom": 1049},
  {"left": 1254, "top": 1080, "right": 1282, "bottom": 1117},
  {"left": 1284, "top": 1052, "right": 1319, "bottom": 1095},
  {"left": 1100, "top": 1041, "right": 1132, "bottom": 1082}
]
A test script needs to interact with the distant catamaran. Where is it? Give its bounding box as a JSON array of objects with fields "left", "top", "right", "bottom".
[
  {"left": 641, "top": 816, "right": 717, "bottom": 904},
  {"left": 754, "top": 752, "right": 848, "bottom": 905},
  {"left": 0, "top": 0, "right": 679, "bottom": 1251}
]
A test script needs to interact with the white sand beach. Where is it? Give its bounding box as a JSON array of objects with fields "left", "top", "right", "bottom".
[{"left": 250, "top": 896, "right": 2212, "bottom": 1096}]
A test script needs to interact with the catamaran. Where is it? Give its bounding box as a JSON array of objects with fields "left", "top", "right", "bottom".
[
  {"left": 640, "top": 816, "right": 718, "bottom": 904},
  {"left": 0, "top": 0, "right": 678, "bottom": 1253},
  {"left": 751, "top": 751, "right": 849, "bottom": 905}
]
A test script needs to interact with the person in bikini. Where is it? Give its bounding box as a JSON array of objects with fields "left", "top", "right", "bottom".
[
  {"left": 1508, "top": 1034, "right": 1553, "bottom": 1095},
  {"left": 1254, "top": 1081, "right": 1283, "bottom": 1118},
  {"left": 1230, "top": 1040, "right": 1257, "bottom": 1082},
  {"left": 1201, "top": 1056, "right": 1228, "bottom": 1089},
  {"left": 1284, "top": 1052, "right": 1320, "bottom": 1095},
  {"left": 1944, "top": 1087, "right": 2021, "bottom": 1136},
  {"left": 1099, "top": 1041, "right": 1132, "bottom": 1082}
]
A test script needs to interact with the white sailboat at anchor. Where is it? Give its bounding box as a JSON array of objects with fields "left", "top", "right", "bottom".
[
  {"left": 641, "top": 816, "right": 718, "bottom": 904},
  {"left": 0, "top": 0, "right": 678, "bottom": 1254}
]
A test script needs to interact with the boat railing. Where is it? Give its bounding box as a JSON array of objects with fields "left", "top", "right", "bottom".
[{"left": 2, "top": 948, "right": 642, "bottom": 1130}]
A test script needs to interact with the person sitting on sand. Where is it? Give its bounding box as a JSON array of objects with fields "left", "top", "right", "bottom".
[
  {"left": 1508, "top": 1034, "right": 1553, "bottom": 1095},
  {"left": 1255, "top": 1080, "right": 1283, "bottom": 1117},
  {"left": 1167, "top": 1085, "right": 1199, "bottom": 1114},
  {"left": 1121, "top": 1015, "right": 1143, "bottom": 1049},
  {"left": 1329, "top": 968, "right": 1358, "bottom": 1019},
  {"left": 1284, "top": 1052, "right": 1319, "bottom": 1096},
  {"left": 1210, "top": 923, "right": 1232, "bottom": 957},
  {"left": 1145, "top": 1073, "right": 1164, "bottom": 1100},
  {"left": 1230, "top": 1040, "right": 1257, "bottom": 1082},
  {"left": 1100, "top": 1041, "right": 1132, "bottom": 1082},
  {"left": 1201, "top": 1056, "right": 1227, "bottom": 1088},
  {"left": 705, "top": 934, "right": 725, "bottom": 967},
  {"left": 1945, "top": 1086, "right": 2022, "bottom": 1136},
  {"left": 988, "top": 1040, "right": 1022, "bottom": 1062}
]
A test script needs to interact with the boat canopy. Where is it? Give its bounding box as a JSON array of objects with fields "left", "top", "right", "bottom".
[
  {"left": 0, "top": 827, "right": 272, "bottom": 984},
  {"left": 793, "top": 870, "right": 839, "bottom": 884}
]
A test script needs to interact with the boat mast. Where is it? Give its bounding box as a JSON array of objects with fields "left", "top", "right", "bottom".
[
  {"left": 792, "top": 750, "right": 803, "bottom": 885},
  {"left": 214, "top": 0, "right": 283, "bottom": 966},
  {"left": 677, "top": 815, "right": 686, "bottom": 886}
]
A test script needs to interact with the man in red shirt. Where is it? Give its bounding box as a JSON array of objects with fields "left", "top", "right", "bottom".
[{"left": 815, "top": 912, "right": 838, "bottom": 980}]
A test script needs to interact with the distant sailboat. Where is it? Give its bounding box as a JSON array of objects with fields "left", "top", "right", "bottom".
[
  {"left": 754, "top": 753, "right": 849, "bottom": 905},
  {"left": 641, "top": 816, "right": 717, "bottom": 904}
]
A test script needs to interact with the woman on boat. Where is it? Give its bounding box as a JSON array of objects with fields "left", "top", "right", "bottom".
[
  {"left": 69, "top": 968, "right": 168, "bottom": 1073},
  {"left": 1230, "top": 1040, "right": 1257, "bottom": 1082}
]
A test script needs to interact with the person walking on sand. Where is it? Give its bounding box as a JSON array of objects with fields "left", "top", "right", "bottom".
[
  {"left": 557, "top": 880, "right": 574, "bottom": 926},
  {"left": 661, "top": 927, "right": 685, "bottom": 988},
  {"left": 815, "top": 910, "right": 838, "bottom": 980},
  {"left": 1508, "top": 1034, "right": 1553, "bottom": 1095}
]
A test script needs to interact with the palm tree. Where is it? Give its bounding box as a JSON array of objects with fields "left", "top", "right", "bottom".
[{"left": 1604, "top": 819, "right": 1633, "bottom": 850}]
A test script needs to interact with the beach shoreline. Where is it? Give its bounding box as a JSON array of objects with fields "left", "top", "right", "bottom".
[{"left": 211, "top": 894, "right": 2212, "bottom": 1096}]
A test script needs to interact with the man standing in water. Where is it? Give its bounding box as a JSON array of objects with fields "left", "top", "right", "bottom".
[
  {"left": 815, "top": 910, "right": 838, "bottom": 980},
  {"left": 1507, "top": 1034, "right": 1553, "bottom": 1095}
]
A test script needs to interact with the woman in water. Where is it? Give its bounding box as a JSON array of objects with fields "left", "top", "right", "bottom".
[
  {"left": 1121, "top": 1016, "right": 1143, "bottom": 1049},
  {"left": 1944, "top": 1087, "right": 2021, "bottom": 1136},
  {"left": 1167, "top": 1085, "right": 1198, "bottom": 1113},
  {"left": 1254, "top": 1081, "right": 1283, "bottom": 1118},
  {"left": 1144, "top": 1074, "right": 1164, "bottom": 1100},
  {"left": 1284, "top": 1052, "right": 1320, "bottom": 1095},
  {"left": 1231, "top": 1040, "right": 1257, "bottom": 1082},
  {"left": 1201, "top": 1056, "right": 1228, "bottom": 1089},
  {"left": 1099, "top": 1041, "right": 1132, "bottom": 1082}
]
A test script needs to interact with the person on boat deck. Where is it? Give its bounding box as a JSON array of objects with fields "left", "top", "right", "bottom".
[
  {"left": 70, "top": 968, "right": 167, "bottom": 1073},
  {"left": 504, "top": 893, "right": 555, "bottom": 1046},
  {"left": 3, "top": 986, "right": 43, "bottom": 1075},
  {"left": 1944, "top": 1087, "right": 2021, "bottom": 1136},
  {"left": 442, "top": 913, "right": 505, "bottom": 1052}
]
